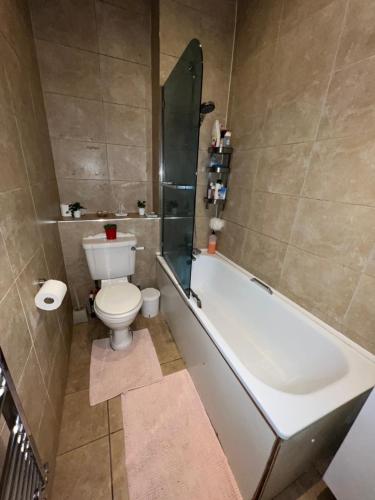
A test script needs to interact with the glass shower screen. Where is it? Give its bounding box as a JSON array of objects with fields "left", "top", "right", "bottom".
[{"left": 161, "top": 39, "right": 203, "bottom": 296}]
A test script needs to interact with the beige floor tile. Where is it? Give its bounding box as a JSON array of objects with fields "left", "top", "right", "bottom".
[
  {"left": 134, "top": 314, "right": 181, "bottom": 364},
  {"left": 109, "top": 395, "right": 123, "bottom": 433},
  {"left": 66, "top": 320, "right": 107, "bottom": 394},
  {"left": 52, "top": 437, "right": 111, "bottom": 500},
  {"left": 110, "top": 430, "right": 129, "bottom": 500},
  {"left": 58, "top": 389, "right": 108, "bottom": 455},
  {"left": 161, "top": 357, "right": 185, "bottom": 376}
]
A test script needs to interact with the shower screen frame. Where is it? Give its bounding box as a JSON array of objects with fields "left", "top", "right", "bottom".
[{"left": 160, "top": 39, "right": 203, "bottom": 297}]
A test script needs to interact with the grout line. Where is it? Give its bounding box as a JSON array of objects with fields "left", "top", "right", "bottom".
[
  {"left": 56, "top": 433, "right": 110, "bottom": 457},
  {"left": 35, "top": 37, "right": 151, "bottom": 69},
  {"left": 159, "top": 356, "right": 183, "bottom": 366},
  {"left": 43, "top": 89, "right": 150, "bottom": 111},
  {"left": 106, "top": 400, "right": 115, "bottom": 499}
]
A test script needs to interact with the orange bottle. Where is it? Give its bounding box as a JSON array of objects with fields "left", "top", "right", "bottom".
[{"left": 207, "top": 232, "right": 217, "bottom": 254}]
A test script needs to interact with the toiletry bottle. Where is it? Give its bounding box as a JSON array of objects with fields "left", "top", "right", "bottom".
[
  {"left": 208, "top": 232, "right": 217, "bottom": 254},
  {"left": 218, "top": 184, "right": 227, "bottom": 200},
  {"left": 224, "top": 131, "right": 231, "bottom": 146},
  {"left": 214, "top": 180, "right": 222, "bottom": 202}
]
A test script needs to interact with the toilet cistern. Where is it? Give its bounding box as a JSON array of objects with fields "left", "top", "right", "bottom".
[{"left": 82, "top": 232, "right": 143, "bottom": 350}]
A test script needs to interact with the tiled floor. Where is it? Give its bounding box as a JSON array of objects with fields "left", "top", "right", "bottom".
[
  {"left": 51, "top": 314, "right": 185, "bottom": 499},
  {"left": 51, "top": 314, "right": 332, "bottom": 500}
]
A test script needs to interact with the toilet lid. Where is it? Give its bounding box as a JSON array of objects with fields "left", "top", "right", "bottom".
[{"left": 95, "top": 283, "right": 142, "bottom": 315}]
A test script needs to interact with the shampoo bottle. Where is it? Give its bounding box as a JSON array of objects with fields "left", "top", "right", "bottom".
[{"left": 208, "top": 231, "right": 217, "bottom": 254}]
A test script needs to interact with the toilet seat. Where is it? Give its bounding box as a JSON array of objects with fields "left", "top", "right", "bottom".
[{"left": 95, "top": 283, "right": 142, "bottom": 316}]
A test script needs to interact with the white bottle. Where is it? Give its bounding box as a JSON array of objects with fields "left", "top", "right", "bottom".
[
  {"left": 223, "top": 131, "right": 231, "bottom": 146},
  {"left": 211, "top": 120, "right": 221, "bottom": 147}
]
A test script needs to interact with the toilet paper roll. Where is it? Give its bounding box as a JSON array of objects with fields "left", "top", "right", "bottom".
[{"left": 34, "top": 279, "right": 67, "bottom": 311}]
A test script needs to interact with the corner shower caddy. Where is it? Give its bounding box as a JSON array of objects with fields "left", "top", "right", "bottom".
[{"left": 204, "top": 145, "right": 233, "bottom": 213}]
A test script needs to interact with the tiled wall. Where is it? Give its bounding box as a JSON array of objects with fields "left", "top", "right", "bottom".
[
  {"left": 159, "top": 0, "right": 237, "bottom": 247},
  {"left": 220, "top": 0, "right": 375, "bottom": 354},
  {"left": 0, "top": 0, "right": 72, "bottom": 482},
  {"left": 29, "top": 0, "right": 153, "bottom": 213},
  {"left": 58, "top": 218, "right": 160, "bottom": 306}
]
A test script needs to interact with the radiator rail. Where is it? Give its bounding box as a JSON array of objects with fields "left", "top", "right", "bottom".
[{"left": 0, "top": 349, "right": 48, "bottom": 499}]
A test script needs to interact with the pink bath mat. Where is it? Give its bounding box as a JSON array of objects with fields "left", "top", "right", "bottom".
[
  {"left": 122, "top": 369, "right": 242, "bottom": 500},
  {"left": 89, "top": 328, "right": 162, "bottom": 406}
]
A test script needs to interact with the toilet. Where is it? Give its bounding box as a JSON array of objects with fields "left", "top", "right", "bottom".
[{"left": 82, "top": 232, "right": 143, "bottom": 350}]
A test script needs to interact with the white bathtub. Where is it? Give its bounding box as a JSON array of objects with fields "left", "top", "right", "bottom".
[
  {"left": 160, "top": 252, "right": 375, "bottom": 437},
  {"left": 157, "top": 252, "right": 375, "bottom": 497}
]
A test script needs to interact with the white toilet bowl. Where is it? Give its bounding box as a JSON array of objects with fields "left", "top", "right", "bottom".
[{"left": 94, "top": 282, "right": 143, "bottom": 350}]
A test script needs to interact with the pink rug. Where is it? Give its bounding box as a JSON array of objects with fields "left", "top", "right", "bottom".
[
  {"left": 122, "top": 369, "right": 242, "bottom": 500},
  {"left": 89, "top": 328, "right": 162, "bottom": 406}
]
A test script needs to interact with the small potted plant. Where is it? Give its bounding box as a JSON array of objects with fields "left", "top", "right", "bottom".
[
  {"left": 69, "top": 202, "right": 85, "bottom": 219},
  {"left": 104, "top": 223, "right": 117, "bottom": 240},
  {"left": 137, "top": 200, "right": 146, "bottom": 216}
]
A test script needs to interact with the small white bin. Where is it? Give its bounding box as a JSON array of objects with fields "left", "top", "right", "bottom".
[{"left": 141, "top": 288, "right": 160, "bottom": 318}]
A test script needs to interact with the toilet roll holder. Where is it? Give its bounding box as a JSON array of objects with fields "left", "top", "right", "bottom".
[{"left": 33, "top": 279, "right": 47, "bottom": 287}]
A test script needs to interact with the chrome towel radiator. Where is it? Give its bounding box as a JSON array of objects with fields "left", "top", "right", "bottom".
[{"left": 0, "top": 350, "right": 48, "bottom": 499}]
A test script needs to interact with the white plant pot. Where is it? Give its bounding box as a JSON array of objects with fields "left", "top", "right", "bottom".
[
  {"left": 73, "top": 210, "right": 81, "bottom": 219},
  {"left": 60, "top": 203, "right": 70, "bottom": 217},
  {"left": 138, "top": 207, "right": 145, "bottom": 216}
]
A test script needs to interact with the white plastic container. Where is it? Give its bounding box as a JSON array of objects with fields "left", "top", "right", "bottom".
[{"left": 141, "top": 288, "right": 160, "bottom": 318}]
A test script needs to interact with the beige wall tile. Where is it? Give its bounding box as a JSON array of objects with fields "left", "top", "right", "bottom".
[
  {"left": 40, "top": 223, "right": 65, "bottom": 276},
  {"left": 229, "top": 149, "right": 261, "bottom": 189},
  {"left": 264, "top": 1, "right": 343, "bottom": 145},
  {"left": 17, "top": 347, "right": 47, "bottom": 435},
  {"left": 107, "top": 145, "right": 147, "bottom": 181},
  {"left": 291, "top": 199, "right": 375, "bottom": 271},
  {"left": 0, "top": 233, "right": 13, "bottom": 300},
  {"left": 58, "top": 179, "right": 111, "bottom": 212},
  {"left": 303, "top": 134, "right": 375, "bottom": 206},
  {"left": 319, "top": 57, "right": 375, "bottom": 139},
  {"left": 280, "top": 246, "right": 359, "bottom": 324},
  {"left": 16, "top": 248, "right": 49, "bottom": 335},
  {"left": 235, "top": 0, "right": 282, "bottom": 59},
  {"left": 255, "top": 143, "right": 311, "bottom": 195},
  {"left": 104, "top": 103, "right": 147, "bottom": 147},
  {"left": 336, "top": 0, "right": 375, "bottom": 68},
  {"left": 248, "top": 192, "right": 299, "bottom": 242},
  {"left": 217, "top": 221, "right": 247, "bottom": 265},
  {"left": 35, "top": 397, "right": 59, "bottom": 466},
  {"left": 344, "top": 273, "right": 375, "bottom": 346},
  {"left": 159, "top": 0, "right": 201, "bottom": 57},
  {"left": 223, "top": 186, "right": 252, "bottom": 226},
  {"left": 45, "top": 93, "right": 105, "bottom": 142},
  {"left": 52, "top": 139, "right": 108, "bottom": 181},
  {"left": 101, "top": 0, "right": 150, "bottom": 15},
  {"left": 36, "top": 40, "right": 101, "bottom": 100},
  {"left": 0, "top": 187, "right": 40, "bottom": 276},
  {"left": 0, "top": 68, "right": 28, "bottom": 192},
  {"left": 110, "top": 181, "right": 149, "bottom": 212},
  {"left": 29, "top": 0, "right": 97, "bottom": 51},
  {"left": 48, "top": 332, "right": 69, "bottom": 420},
  {"left": 96, "top": 1, "right": 150, "bottom": 65},
  {"left": 281, "top": 0, "right": 340, "bottom": 36},
  {"left": 241, "top": 230, "right": 287, "bottom": 288},
  {"left": 0, "top": 284, "right": 32, "bottom": 385},
  {"left": 160, "top": 52, "right": 177, "bottom": 85},
  {"left": 100, "top": 55, "right": 150, "bottom": 108}
]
